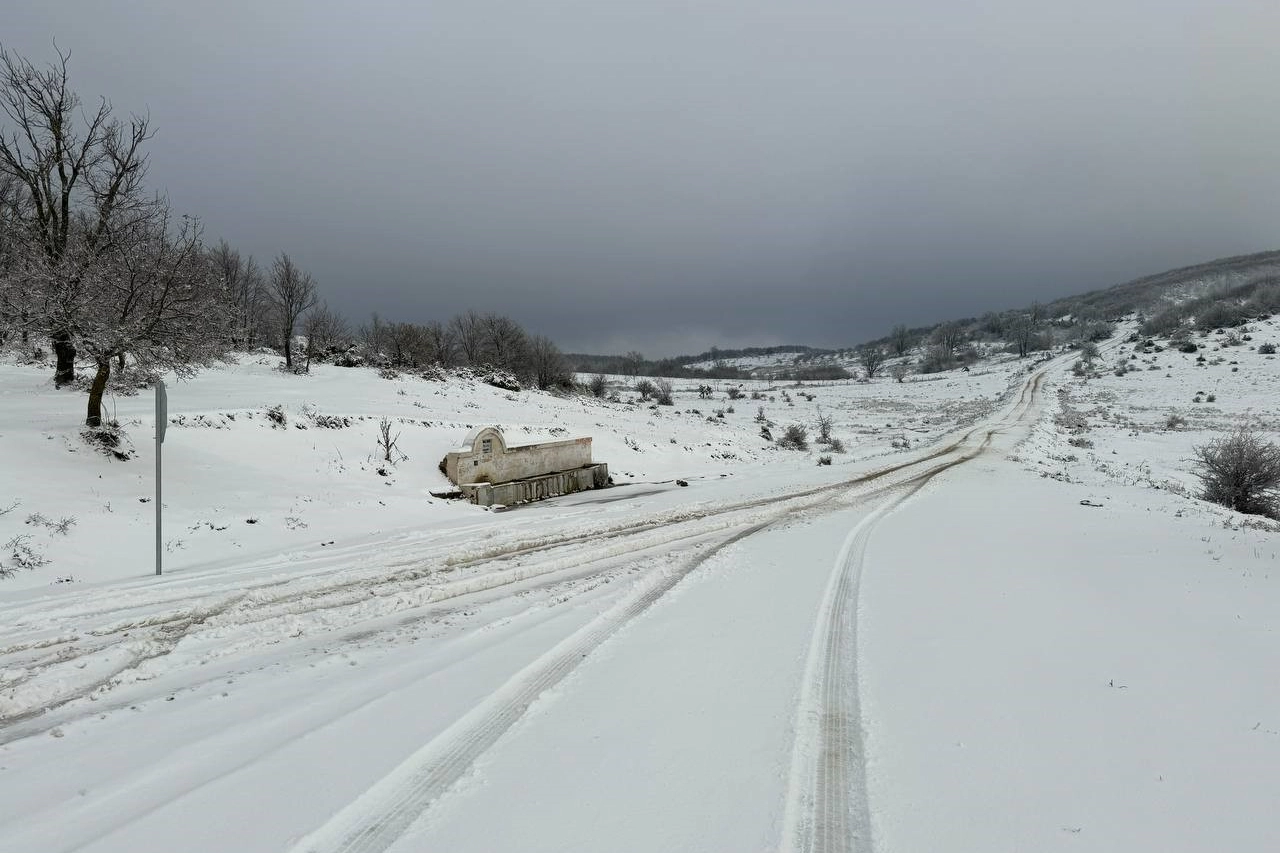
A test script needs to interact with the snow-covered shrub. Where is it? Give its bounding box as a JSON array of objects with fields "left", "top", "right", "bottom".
[
  {"left": 81, "top": 422, "right": 132, "bottom": 460},
  {"left": 817, "top": 455, "right": 832, "bottom": 466},
  {"left": 481, "top": 370, "right": 521, "bottom": 392},
  {"left": 589, "top": 374, "right": 609, "bottom": 398},
  {"left": 827, "top": 436, "right": 846, "bottom": 453},
  {"left": 1, "top": 534, "right": 50, "bottom": 577},
  {"left": 1165, "top": 413, "right": 1187, "bottom": 430},
  {"left": 776, "top": 424, "right": 809, "bottom": 450},
  {"left": 918, "top": 345, "right": 955, "bottom": 374},
  {"left": 654, "top": 379, "right": 674, "bottom": 406},
  {"left": 1195, "top": 302, "right": 1245, "bottom": 331},
  {"left": 1260, "top": 343, "right": 1276, "bottom": 354},
  {"left": 635, "top": 379, "right": 657, "bottom": 400},
  {"left": 1193, "top": 429, "right": 1280, "bottom": 518}
]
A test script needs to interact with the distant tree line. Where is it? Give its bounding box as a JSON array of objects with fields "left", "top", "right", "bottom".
[
  {"left": 567, "top": 344, "right": 835, "bottom": 381},
  {"left": 360, "top": 311, "right": 571, "bottom": 390},
  {"left": 567, "top": 351, "right": 752, "bottom": 380}
]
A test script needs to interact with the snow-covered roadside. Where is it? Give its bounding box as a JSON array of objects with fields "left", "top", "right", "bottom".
[
  {"left": 1017, "top": 317, "right": 1280, "bottom": 532},
  {"left": 857, "top": 320, "right": 1280, "bottom": 852},
  {"left": 860, "top": 453, "right": 1280, "bottom": 852}
]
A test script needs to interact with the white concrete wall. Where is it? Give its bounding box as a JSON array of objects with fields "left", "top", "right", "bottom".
[{"left": 445, "top": 427, "right": 593, "bottom": 486}]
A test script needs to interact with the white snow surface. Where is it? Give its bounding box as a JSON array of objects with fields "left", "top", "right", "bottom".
[{"left": 0, "top": 329, "right": 1277, "bottom": 852}]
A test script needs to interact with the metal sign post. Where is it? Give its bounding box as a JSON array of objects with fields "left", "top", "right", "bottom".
[{"left": 155, "top": 380, "right": 167, "bottom": 576}]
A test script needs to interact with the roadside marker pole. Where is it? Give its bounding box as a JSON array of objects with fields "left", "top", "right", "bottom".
[{"left": 155, "top": 380, "right": 167, "bottom": 576}]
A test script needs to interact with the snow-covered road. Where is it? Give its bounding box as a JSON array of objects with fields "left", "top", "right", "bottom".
[
  {"left": 0, "top": 362, "right": 1054, "bottom": 853},
  {"left": 13, "top": 349, "right": 1275, "bottom": 853}
]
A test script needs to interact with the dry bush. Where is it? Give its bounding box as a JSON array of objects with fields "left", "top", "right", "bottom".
[
  {"left": 654, "top": 378, "right": 674, "bottom": 406},
  {"left": 1193, "top": 428, "right": 1280, "bottom": 518},
  {"left": 816, "top": 411, "right": 833, "bottom": 442}
]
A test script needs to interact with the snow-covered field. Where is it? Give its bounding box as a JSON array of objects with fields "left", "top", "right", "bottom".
[{"left": 1, "top": 328, "right": 1277, "bottom": 853}]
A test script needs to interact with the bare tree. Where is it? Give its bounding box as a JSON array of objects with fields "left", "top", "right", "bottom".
[
  {"left": 858, "top": 346, "right": 886, "bottom": 379},
  {"left": 479, "top": 313, "right": 528, "bottom": 374},
  {"left": 890, "top": 324, "right": 912, "bottom": 357},
  {"left": 1029, "top": 301, "right": 1045, "bottom": 327},
  {"left": 80, "top": 205, "right": 231, "bottom": 426},
  {"left": 302, "top": 301, "right": 349, "bottom": 370},
  {"left": 526, "top": 333, "right": 568, "bottom": 390},
  {"left": 451, "top": 310, "right": 485, "bottom": 366},
  {"left": 0, "top": 45, "right": 153, "bottom": 386},
  {"left": 1007, "top": 316, "right": 1038, "bottom": 358},
  {"left": 933, "top": 321, "right": 965, "bottom": 354},
  {"left": 360, "top": 313, "right": 388, "bottom": 361},
  {"left": 211, "top": 240, "right": 266, "bottom": 348},
  {"left": 623, "top": 350, "right": 645, "bottom": 377},
  {"left": 420, "top": 320, "right": 456, "bottom": 367},
  {"left": 383, "top": 321, "right": 423, "bottom": 367},
  {"left": 0, "top": 172, "right": 25, "bottom": 343},
  {"left": 266, "top": 252, "right": 317, "bottom": 369}
]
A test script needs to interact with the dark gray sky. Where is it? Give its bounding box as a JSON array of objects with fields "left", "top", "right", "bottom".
[{"left": 6, "top": 1, "right": 1280, "bottom": 355}]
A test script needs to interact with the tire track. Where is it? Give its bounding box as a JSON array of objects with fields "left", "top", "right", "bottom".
[
  {"left": 0, "top": 388, "right": 1034, "bottom": 729},
  {"left": 782, "top": 360, "right": 1051, "bottom": 853},
  {"left": 290, "top": 522, "right": 772, "bottom": 853},
  {"left": 291, "top": 364, "right": 1059, "bottom": 853}
]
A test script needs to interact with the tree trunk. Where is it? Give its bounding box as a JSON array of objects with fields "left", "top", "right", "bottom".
[
  {"left": 282, "top": 324, "right": 293, "bottom": 368},
  {"left": 86, "top": 358, "right": 111, "bottom": 427},
  {"left": 117, "top": 352, "right": 125, "bottom": 371},
  {"left": 53, "top": 329, "right": 76, "bottom": 387}
]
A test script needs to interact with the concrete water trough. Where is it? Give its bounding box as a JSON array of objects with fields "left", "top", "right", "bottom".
[{"left": 441, "top": 426, "right": 609, "bottom": 507}]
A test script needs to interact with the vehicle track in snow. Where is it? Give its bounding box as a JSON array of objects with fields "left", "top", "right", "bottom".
[
  {"left": 290, "top": 364, "right": 1056, "bottom": 853},
  {"left": 0, "top": 372, "right": 1046, "bottom": 732},
  {"left": 782, "top": 362, "right": 1050, "bottom": 853}
]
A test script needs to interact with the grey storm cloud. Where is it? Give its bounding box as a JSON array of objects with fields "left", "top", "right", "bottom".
[{"left": 5, "top": 0, "right": 1280, "bottom": 355}]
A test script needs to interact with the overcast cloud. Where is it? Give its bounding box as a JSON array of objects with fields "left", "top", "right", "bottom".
[{"left": 5, "top": 1, "right": 1280, "bottom": 355}]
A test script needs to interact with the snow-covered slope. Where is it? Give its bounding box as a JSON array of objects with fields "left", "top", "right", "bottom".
[{"left": 0, "top": 351, "right": 1031, "bottom": 590}]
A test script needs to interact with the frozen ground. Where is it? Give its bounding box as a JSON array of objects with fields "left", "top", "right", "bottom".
[{"left": 1, "top": 328, "right": 1277, "bottom": 852}]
